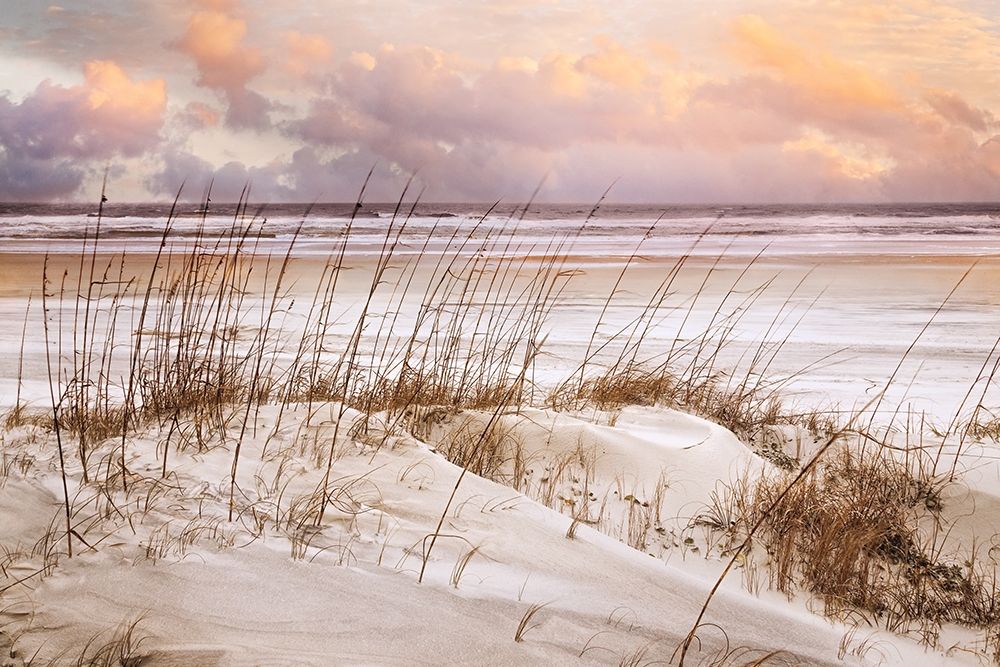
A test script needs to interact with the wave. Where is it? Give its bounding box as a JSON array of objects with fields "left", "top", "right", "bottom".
[{"left": 2, "top": 204, "right": 1000, "bottom": 260}]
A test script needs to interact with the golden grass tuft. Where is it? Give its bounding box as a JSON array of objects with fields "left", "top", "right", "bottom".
[{"left": 703, "top": 444, "right": 1000, "bottom": 642}]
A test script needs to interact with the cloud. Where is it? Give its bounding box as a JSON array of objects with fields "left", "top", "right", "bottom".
[
  {"left": 174, "top": 1, "right": 273, "bottom": 129},
  {"left": 177, "top": 7, "right": 262, "bottom": 90},
  {"left": 730, "top": 14, "right": 901, "bottom": 115},
  {"left": 0, "top": 60, "right": 165, "bottom": 160},
  {"left": 290, "top": 42, "right": 688, "bottom": 156},
  {"left": 80, "top": 60, "right": 167, "bottom": 150},
  {"left": 3, "top": 0, "right": 1000, "bottom": 202},
  {"left": 144, "top": 9, "right": 1000, "bottom": 203},
  {"left": 0, "top": 60, "right": 166, "bottom": 200},
  {"left": 0, "top": 153, "right": 84, "bottom": 201},
  {"left": 576, "top": 36, "right": 650, "bottom": 90},
  {"left": 146, "top": 146, "right": 414, "bottom": 202},
  {"left": 782, "top": 131, "right": 893, "bottom": 181},
  {"left": 925, "top": 90, "right": 995, "bottom": 132},
  {"left": 283, "top": 31, "right": 334, "bottom": 79},
  {"left": 253, "top": 22, "right": 997, "bottom": 203},
  {"left": 775, "top": 0, "right": 1000, "bottom": 98},
  {"left": 145, "top": 147, "right": 241, "bottom": 200},
  {"left": 176, "top": 101, "right": 222, "bottom": 130}
]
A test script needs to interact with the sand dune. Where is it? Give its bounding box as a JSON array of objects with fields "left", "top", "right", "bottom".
[{"left": 4, "top": 403, "right": 954, "bottom": 666}]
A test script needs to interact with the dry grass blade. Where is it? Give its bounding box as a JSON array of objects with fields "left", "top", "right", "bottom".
[
  {"left": 514, "top": 601, "right": 550, "bottom": 643},
  {"left": 70, "top": 616, "right": 149, "bottom": 667}
]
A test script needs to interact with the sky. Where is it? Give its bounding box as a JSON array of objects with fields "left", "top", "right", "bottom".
[{"left": 0, "top": 0, "right": 998, "bottom": 203}]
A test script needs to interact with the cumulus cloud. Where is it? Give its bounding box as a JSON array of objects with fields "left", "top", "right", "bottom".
[
  {"left": 0, "top": 60, "right": 165, "bottom": 160},
  {"left": 275, "top": 40, "right": 861, "bottom": 200},
  {"left": 0, "top": 60, "right": 166, "bottom": 200},
  {"left": 174, "top": 0, "right": 273, "bottom": 130},
  {"left": 140, "top": 7, "right": 1000, "bottom": 204},
  {"left": 289, "top": 41, "right": 687, "bottom": 159},
  {"left": 275, "top": 21, "right": 1000, "bottom": 201},
  {"left": 146, "top": 147, "right": 247, "bottom": 201}
]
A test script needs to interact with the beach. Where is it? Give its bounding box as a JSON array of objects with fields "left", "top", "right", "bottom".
[
  {"left": 2, "top": 203, "right": 1000, "bottom": 665},
  {"left": 4, "top": 0, "right": 1000, "bottom": 660}
]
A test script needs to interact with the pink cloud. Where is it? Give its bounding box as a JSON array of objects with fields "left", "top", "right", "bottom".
[
  {"left": 0, "top": 60, "right": 166, "bottom": 199},
  {"left": 925, "top": 90, "right": 995, "bottom": 132},
  {"left": 174, "top": 1, "right": 272, "bottom": 129},
  {"left": 0, "top": 60, "right": 165, "bottom": 160},
  {"left": 283, "top": 31, "right": 334, "bottom": 79}
]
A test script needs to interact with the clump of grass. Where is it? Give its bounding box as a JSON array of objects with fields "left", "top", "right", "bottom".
[
  {"left": 552, "top": 361, "right": 835, "bottom": 447},
  {"left": 707, "top": 444, "right": 998, "bottom": 639},
  {"left": 514, "top": 601, "right": 550, "bottom": 642},
  {"left": 433, "top": 418, "right": 525, "bottom": 484},
  {"left": 141, "top": 518, "right": 234, "bottom": 563},
  {"left": 1, "top": 405, "right": 51, "bottom": 432},
  {"left": 617, "top": 641, "right": 658, "bottom": 667},
  {"left": 450, "top": 544, "right": 481, "bottom": 589},
  {"left": 962, "top": 408, "right": 1000, "bottom": 442},
  {"left": 557, "top": 365, "right": 678, "bottom": 411},
  {"left": 69, "top": 616, "right": 149, "bottom": 667}
]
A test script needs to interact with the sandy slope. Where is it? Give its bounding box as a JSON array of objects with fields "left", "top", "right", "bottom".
[{"left": 1, "top": 403, "right": 973, "bottom": 666}]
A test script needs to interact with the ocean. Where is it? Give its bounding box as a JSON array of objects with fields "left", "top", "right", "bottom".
[{"left": 0, "top": 202, "right": 999, "bottom": 258}]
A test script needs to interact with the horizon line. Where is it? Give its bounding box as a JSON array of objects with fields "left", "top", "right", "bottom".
[{"left": 3, "top": 200, "right": 1000, "bottom": 208}]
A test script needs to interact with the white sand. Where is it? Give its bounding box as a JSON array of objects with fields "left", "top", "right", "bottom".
[{"left": 0, "top": 400, "right": 986, "bottom": 665}]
